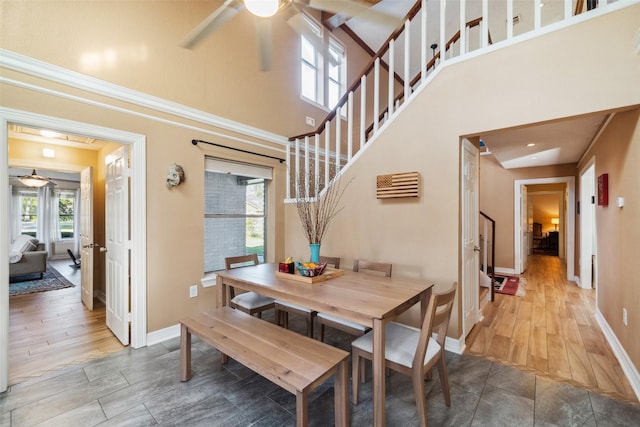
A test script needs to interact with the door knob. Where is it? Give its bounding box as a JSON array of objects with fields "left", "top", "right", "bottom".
[
  {"left": 99, "top": 247, "right": 108, "bottom": 253},
  {"left": 473, "top": 246, "right": 481, "bottom": 252}
]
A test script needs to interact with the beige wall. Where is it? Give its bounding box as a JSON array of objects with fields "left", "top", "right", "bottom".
[
  {"left": 285, "top": 6, "right": 640, "bottom": 340},
  {"left": 530, "top": 193, "right": 561, "bottom": 234},
  {"left": 2, "top": 0, "right": 639, "bottom": 361},
  {"left": 0, "top": 1, "right": 372, "bottom": 137},
  {"left": 481, "top": 158, "right": 576, "bottom": 269},
  {"left": 0, "top": 1, "right": 373, "bottom": 331},
  {"left": 577, "top": 109, "right": 640, "bottom": 374}
]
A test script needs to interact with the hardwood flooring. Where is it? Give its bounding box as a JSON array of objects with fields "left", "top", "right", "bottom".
[
  {"left": 8, "top": 260, "right": 125, "bottom": 386},
  {"left": 466, "top": 254, "right": 638, "bottom": 403}
]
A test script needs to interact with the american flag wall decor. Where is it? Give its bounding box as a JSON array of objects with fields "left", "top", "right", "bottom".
[{"left": 376, "top": 172, "right": 420, "bottom": 199}]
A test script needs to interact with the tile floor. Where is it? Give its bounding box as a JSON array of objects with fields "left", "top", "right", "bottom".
[{"left": 2, "top": 314, "right": 639, "bottom": 426}]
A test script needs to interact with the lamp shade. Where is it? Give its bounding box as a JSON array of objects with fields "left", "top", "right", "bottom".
[
  {"left": 551, "top": 218, "right": 559, "bottom": 225},
  {"left": 18, "top": 169, "right": 55, "bottom": 187}
]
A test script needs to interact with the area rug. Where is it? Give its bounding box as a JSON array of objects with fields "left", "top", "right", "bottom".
[
  {"left": 9, "top": 264, "right": 75, "bottom": 296},
  {"left": 494, "top": 275, "right": 526, "bottom": 297}
]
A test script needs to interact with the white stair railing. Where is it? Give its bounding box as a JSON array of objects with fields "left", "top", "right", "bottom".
[{"left": 286, "top": 0, "right": 607, "bottom": 200}]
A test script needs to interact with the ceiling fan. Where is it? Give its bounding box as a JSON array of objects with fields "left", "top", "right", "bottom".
[{"left": 179, "top": 0, "right": 398, "bottom": 71}]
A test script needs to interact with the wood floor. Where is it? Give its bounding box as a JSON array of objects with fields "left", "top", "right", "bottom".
[
  {"left": 8, "top": 260, "right": 125, "bottom": 386},
  {"left": 466, "top": 254, "right": 638, "bottom": 403}
]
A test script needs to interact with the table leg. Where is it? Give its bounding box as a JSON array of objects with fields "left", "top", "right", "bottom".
[
  {"left": 216, "top": 276, "right": 229, "bottom": 364},
  {"left": 179, "top": 323, "right": 191, "bottom": 381},
  {"left": 334, "top": 360, "right": 349, "bottom": 427},
  {"left": 216, "top": 275, "right": 228, "bottom": 308},
  {"left": 372, "top": 318, "right": 385, "bottom": 426}
]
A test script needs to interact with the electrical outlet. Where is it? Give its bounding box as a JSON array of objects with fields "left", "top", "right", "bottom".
[
  {"left": 623, "top": 308, "right": 628, "bottom": 326},
  {"left": 190, "top": 285, "right": 198, "bottom": 298}
]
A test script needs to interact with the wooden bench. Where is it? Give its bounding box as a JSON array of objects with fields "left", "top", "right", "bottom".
[{"left": 180, "top": 307, "right": 349, "bottom": 427}]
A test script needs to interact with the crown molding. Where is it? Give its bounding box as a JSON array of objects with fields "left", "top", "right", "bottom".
[{"left": 0, "top": 49, "right": 288, "bottom": 147}]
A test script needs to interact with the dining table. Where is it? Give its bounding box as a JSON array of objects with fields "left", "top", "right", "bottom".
[{"left": 216, "top": 262, "right": 433, "bottom": 426}]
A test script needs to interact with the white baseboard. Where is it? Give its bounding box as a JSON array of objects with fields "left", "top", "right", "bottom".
[
  {"left": 445, "top": 335, "right": 465, "bottom": 355},
  {"left": 494, "top": 267, "right": 517, "bottom": 275},
  {"left": 146, "top": 323, "right": 180, "bottom": 347},
  {"left": 595, "top": 309, "right": 640, "bottom": 401}
]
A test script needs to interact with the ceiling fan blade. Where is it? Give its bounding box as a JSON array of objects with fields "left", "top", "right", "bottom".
[
  {"left": 309, "top": 0, "right": 370, "bottom": 17},
  {"left": 286, "top": 12, "right": 341, "bottom": 65},
  {"left": 179, "top": 0, "right": 243, "bottom": 49},
  {"left": 255, "top": 18, "right": 273, "bottom": 72},
  {"left": 309, "top": 0, "right": 400, "bottom": 28}
]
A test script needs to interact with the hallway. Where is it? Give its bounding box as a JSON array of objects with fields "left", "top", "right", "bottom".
[
  {"left": 466, "top": 254, "right": 637, "bottom": 403},
  {"left": 8, "top": 260, "right": 125, "bottom": 386}
]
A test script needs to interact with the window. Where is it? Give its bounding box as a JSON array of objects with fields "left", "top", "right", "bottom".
[
  {"left": 203, "top": 159, "right": 271, "bottom": 273},
  {"left": 327, "top": 38, "right": 346, "bottom": 110},
  {"left": 57, "top": 190, "right": 76, "bottom": 239},
  {"left": 300, "top": 14, "right": 346, "bottom": 111},
  {"left": 19, "top": 190, "right": 38, "bottom": 237}
]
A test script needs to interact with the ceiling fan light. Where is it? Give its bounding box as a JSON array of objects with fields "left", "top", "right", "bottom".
[
  {"left": 245, "top": 0, "right": 279, "bottom": 17},
  {"left": 18, "top": 169, "right": 55, "bottom": 188}
]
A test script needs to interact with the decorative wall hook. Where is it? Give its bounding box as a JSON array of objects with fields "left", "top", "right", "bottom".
[{"left": 167, "top": 164, "right": 185, "bottom": 189}]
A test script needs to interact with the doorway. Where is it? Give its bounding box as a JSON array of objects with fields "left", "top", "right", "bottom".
[
  {"left": 514, "top": 177, "right": 575, "bottom": 281},
  {"left": 1, "top": 108, "right": 147, "bottom": 392},
  {"left": 579, "top": 160, "right": 597, "bottom": 290}
]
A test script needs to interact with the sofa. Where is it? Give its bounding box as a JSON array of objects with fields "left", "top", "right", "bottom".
[{"left": 9, "top": 235, "right": 47, "bottom": 279}]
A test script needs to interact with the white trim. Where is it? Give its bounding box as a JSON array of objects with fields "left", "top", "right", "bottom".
[
  {"left": 0, "top": 49, "right": 288, "bottom": 148},
  {"left": 495, "top": 267, "right": 517, "bottom": 275},
  {"left": 595, "top": 309, "right": 640, "bottom": 401},
  {"left": 444, "top": 335, "right": 465, "bottom": 355},
  {"left": 514, "top": 177, "right": 575, "bottom": 281},
  {"left": 147, "top": 324, "right": 181, "bottom": 347},
  {"left": 1, "top": 76, "right": 286, "bottom": 157},
  {"left": 0, "top": 108, "right": 147, "bottom": 392}
]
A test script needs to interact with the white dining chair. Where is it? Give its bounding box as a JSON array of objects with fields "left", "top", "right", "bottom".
[
  {"left": 225, "top": 254, "right": 275, "bottom": 319},
  {"left": 275, "top": 256, "right": 341, "bottom": 337},
  {"left": 351, "top": 283, "right": 457, "bottom": 427},
  {"left": 316, "top": 259, "right": 392, "bottom": 342}
]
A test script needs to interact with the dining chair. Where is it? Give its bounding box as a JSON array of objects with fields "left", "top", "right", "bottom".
[
  {"left": 225, "top": 254, "right": 275, "bottom": 319},
  {"left": 316, "top": 259, "right": 392, "bottom": 342},
  {"left": 351, "top": 283, "right": 457, "bottom": 427},
  {"left": 275, "top": 256, "right": 341, "bottom": 337}
]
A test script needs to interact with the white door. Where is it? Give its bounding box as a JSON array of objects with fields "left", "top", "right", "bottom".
[
  {"left": 462, "top": 139, "right": 480, "bottom": 337},
  {"left": 80, "top": 167, "right": 94, "bottom": 311},
  {"left": 580, "top": 164, "right": 596, "bottom": 289},
  {"left": 520, "top": 185, "right": 529, "bottom": 273},
  {"left": 105, "top": 146, "right": 130, "bottom": 345}
]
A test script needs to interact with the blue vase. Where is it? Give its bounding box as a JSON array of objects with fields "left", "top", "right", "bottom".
[{"left": 309, "top": 243, "right": 321, "bottom": 263}]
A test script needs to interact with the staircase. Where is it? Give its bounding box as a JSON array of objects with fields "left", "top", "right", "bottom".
[{"left": 285, "top": 0, "right": 627, "bottom": 199}]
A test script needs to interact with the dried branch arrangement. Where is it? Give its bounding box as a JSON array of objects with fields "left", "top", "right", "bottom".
[{"left": 294, "top": 171, "right": 352, "bottom": 244}]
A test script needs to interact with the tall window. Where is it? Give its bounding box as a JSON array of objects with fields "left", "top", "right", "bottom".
[
  {"left": 57, "top": 190, "right": 76, "bottom": 239},
  {"left": 327, "top": 38, "right": 346, "bottom": 110},
  {"left": 300, "top": 13, "right": 346, "bottom": 110},
  {"left": 203, "top": 159, "right": 271, "bottom": 273},
  {"left": 19, "top": 190, "right": 38, "bottom": 237}
]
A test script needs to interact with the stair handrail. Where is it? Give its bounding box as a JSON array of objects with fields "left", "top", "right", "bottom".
[
  {"left": 289, "top": 0, "right": 424, "bottom": 142},
  {"left": 364, "top": 16, "right": 490, "bottom": 140}
]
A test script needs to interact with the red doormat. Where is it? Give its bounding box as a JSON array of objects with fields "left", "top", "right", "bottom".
[{"left": 494, "top": 275, "right": 525, "bottom": 296}]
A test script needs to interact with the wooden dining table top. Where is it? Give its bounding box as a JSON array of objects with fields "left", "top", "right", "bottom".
[{"left": 215, "top": 262, "right": 433, "bottom": 328}]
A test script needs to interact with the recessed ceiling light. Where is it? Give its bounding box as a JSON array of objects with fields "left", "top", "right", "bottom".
[
  {"left": 42, "top": 148, "right": 56, "bottom": 158},
  {"left": 527, "top": 143, "right": 536, "bottom": 147},
  {"left": 40, "top": 129, "right": 59, "bottom": 138}
]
